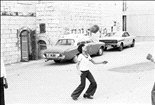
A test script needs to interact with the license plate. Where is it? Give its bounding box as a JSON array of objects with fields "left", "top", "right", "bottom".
[{"left": 47, "top": 54, "right": 56, "bottom": 58}]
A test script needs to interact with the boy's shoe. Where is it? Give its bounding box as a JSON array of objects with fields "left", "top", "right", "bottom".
[
  {"left": 72, "top": 97, "right": 78, "bottom": 101},
  {"left": 83, "top": 94, "right": 93, "bottom": 99}
]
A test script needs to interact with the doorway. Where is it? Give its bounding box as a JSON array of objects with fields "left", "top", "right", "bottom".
[
  {"left": 38, "top": 40, "right": 47, "bottom": 59},
  {"left": 123, "top": 15, "right": 127, "bottom": 31},
  {"left": 20, "top": 30, "right": 31, "bottom": 62}
]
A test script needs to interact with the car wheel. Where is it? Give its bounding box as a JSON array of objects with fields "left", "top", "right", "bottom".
[
  {"left": 54, "top": 60, "right": 61, "bottom": 63},
  {"left": 97, "top": 47, "right": 104, "bottom": 56},
  {"left": 131, "top": 40, "right": 135, "bottom": 47},
  {"left": 72, "top": 55, "right": 78, "bottom": 63},
  {"left": 118, "top": 43, "right": 123, "bottom": 51}
]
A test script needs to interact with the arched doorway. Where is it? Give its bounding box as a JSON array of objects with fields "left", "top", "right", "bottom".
[
  {"left": 20, "top": 30, "right": 30, "bottom": 62},
  {"left": 18, "top": 27, "right": 37, "bottom": 62},
  {"left": 38, "top": 40, "right": 47, "bottom": 59}
]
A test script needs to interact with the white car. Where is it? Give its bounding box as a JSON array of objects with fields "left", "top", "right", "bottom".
[{"left": 99, "top": 31, "right": 136, "bottom": 51}]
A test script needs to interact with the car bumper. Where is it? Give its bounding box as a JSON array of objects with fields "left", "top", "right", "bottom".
[
  {"left": 43, "top": 54, "right": 65, "bottom": 60},
  {"left": 105, "top": 43, "right": 119, "bottom": 47}
]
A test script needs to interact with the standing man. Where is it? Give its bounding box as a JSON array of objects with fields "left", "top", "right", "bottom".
[
  {"left": 146, "top": 54, "right": 155, "bottom": 105},
  {"left": 0, "top": 57, "right": 8, "bottom": 105}
]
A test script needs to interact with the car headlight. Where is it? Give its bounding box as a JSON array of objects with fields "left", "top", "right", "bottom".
[
  {"left": 43, "top": 53, "right": 47, "bottom": 58},
  {"left": 58, "top": 54, "right": 65, "bottom": 58}
]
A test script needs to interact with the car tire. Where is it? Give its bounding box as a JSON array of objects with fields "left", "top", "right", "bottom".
[
  {"left": 131, "top": 40, "right": 135, "bottom": 47},
  {"left": 72, "top": 55, "right": 78, "bottom": 63},
  {"left": 97, "top": 47, "right": 104, "bottom": 56},
  {"left": 118, "top": 43, "right": 123, "bottom": 51},
  {"left": 54, "top": 60, "right": 61, "bottom": 63}
]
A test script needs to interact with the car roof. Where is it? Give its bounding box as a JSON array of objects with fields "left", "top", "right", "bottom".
[
  {"left": 107, "top": 31, "right": 127, "bottom": 34},
  {"left": 58, "top": 34, "right": 89, "bottom": 40}
]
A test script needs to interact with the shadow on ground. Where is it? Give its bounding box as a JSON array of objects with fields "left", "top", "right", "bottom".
[
  {"left": 45, "top": 60, "right": 75, "bottom": 66},
  {"left": 108, "top": 62, "right": 155, "bottom": 73}
]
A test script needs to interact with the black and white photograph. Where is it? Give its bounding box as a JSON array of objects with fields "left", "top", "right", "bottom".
[{"left": 0, "top": 1, "right": 155, "bottom": 105}]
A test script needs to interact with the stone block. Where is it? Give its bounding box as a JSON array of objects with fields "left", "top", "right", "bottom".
[
  {"left": 1, "top": 34, "right": 10, "bottom": 39},
  {"left": 11, "top": 38, "right": 18, "bottom": 43},
  {"left": 1, "top": 39, "right": 6, "bottom": 43},
  {"left": 1, "top": 48, "right": 7, "bottom": 53},
  {"left": 6, "top": 39, "right": 12, "bottom": 43},
  {"left": 3, "top": 18, "right": 11, "bottom": 23},
  {"left": 3, "top": 52, "right": 10, "bottom": 57},
  {"left": 9, "top": 20, "right": 17, "bottom": 25},
  {"left": 8, "top": 25, "right": 16, "bottom": 30},
  {"left": 3, "top": 29, "right": 11, "bottom": 34},
  {"left": 11, "top": 29, "right": 17, "bottom": 34}
]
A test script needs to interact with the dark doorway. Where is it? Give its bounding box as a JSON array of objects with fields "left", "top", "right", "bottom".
[
  {"left": 38, "top": 40, "right": 47, "bottom": 59},
  {"left": 123, "top": 15, "right": 127, "bottom": 31}
]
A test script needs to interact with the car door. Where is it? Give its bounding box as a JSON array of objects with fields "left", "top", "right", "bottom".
[
  {"left": 86, "top": 40, "right": 93, "bottom": 55},
  {"left": 122, "top": 32, "right": 129, "bottom": 46},
  {"left": 126, "top": 32, "right": 132, "bottom": 45},
  {"left": 87, "top": 39, "right": 99, "bottom": 55}
]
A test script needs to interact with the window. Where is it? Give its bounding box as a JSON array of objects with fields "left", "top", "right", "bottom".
[
  {"left": 126, "top": 32, "right": 130, "bottom": 37},
  {"left": 40, "top": 23, "right": 46, "bottom": 33},
  {"left": 56, "top": 39, "right": 75, "bottom": 45},
  {"left": 77, "top": 41, "right": 86, "bottom": 45},
  {"left": 122, "top": 33, "right": 126, "bottom": 37}
]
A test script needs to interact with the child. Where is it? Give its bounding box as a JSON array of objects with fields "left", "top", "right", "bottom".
[{"left": 71, "top": 43, "right": 108, "bottom": 100}]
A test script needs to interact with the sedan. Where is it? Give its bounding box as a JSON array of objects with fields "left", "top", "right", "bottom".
[
  {"left": 99, "top": 31, "right": 136, "bottom": 51},
  {"left": 43, "top": 34, "right": 105, "bottom": 63}
]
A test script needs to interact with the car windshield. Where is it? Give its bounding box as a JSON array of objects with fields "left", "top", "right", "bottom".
[
  {"left": 56, "top": 39, "right": 75, "bottom": 45},
  {"left": 104, "top": 32, "right": 122, "bottom": 37}
]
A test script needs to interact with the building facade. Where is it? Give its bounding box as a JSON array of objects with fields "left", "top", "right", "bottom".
[
  {"left": 1, "top": 1, "right": 154, "bottom": 64},
  {"left": 124, "top": 1, "right": 154, "bottom": 41},
  {"left": 1, "top": 1, "right": 37, "bottom": 64}
]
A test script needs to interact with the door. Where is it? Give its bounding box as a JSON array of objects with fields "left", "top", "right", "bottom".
[
  {"left": 20, "top": 30, "right": 29, "bottom": 62},
  {"left": 122, "top": 33, "right": 128, "bottom": 46},
  {"left": 38, "top": 40, "right": 47, "bottom": 59},
  {"left": 123, "top": 15, "right": 127, "bottom": 31},
  {"left": 126, "top": 32, "right": 132, "bottom": 45}
]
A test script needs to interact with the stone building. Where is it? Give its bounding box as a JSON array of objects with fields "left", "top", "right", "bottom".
[
  {"left": 1, "top": 1, "right": 154, "bottom": 64},
  {"left": 1, "top": 1, "right": 37, "bottom": 64}
]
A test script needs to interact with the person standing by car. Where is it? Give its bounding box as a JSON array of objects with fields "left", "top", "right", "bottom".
[
  {"left": 71, "top": 43, "right": 108, "bottom": 101},
  {"left": 146, "top": 54, "right": 155, "bottom": 105},
  {"left": 0, "top": 57, "right": 8, "bottom": 105}
]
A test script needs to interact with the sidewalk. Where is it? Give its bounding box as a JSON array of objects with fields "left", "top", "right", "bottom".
[{"left": 6, "top": 59, "right": 45, "bottom": 70}]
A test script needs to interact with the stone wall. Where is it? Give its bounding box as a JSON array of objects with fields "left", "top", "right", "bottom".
[
  {"left": 35, "top": 1, "right": 123, "bottom": 45},
  {"left": 36, "top": 1, "right": 106, "bottom": 45},
  {"left": 1, "top": 1, "right": 36, "bottom": 64}
]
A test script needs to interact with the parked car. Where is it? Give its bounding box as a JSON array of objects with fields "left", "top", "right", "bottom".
[
  {"left": 99, "top": 31, "right": 136, "bottom": 51},
  {"left": 43, "top": 34, "right": 105, "bottom": 63}
]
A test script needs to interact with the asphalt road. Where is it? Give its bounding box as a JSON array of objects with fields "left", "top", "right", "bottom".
[{"left": 5, "top": 41, "right": 155, "bottom": 105}]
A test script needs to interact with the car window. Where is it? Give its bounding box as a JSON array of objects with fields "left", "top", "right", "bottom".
[
  {"left": 86, "top": 40, "right": 92, "bottom": 43},
  {"left": 122, "top": 33, "right": 126, "bottom": 37},
  {"left": 77, "top": 41, "right": 86, "bottom": 45},
  {"left": 105, "top": 32, "right": 121, "bottom": 37},
  {"left": 105, "top": 33, "right": 114, "bottom": 37},
  {"left": 126, "top": 32, "right": 130, "bottom": 37},
  {"left": 56, "top": 39, "right": 75, "bottom": 45}
]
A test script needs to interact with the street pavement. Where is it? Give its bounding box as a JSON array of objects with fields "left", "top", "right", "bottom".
[{"left": 4, "top": 41, "right": 155, "bottom": 105}]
